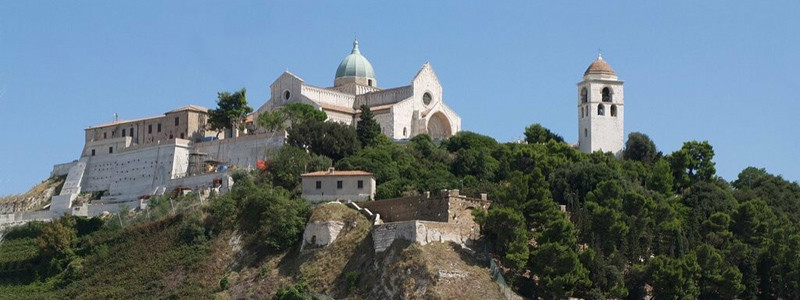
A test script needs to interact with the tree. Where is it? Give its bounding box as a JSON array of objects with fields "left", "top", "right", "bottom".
[
  {"left": 357, "top": 105, "right": 382, "bottom": 148},
  {"left": 668, "top": 140, "right": 716, "bottom": 190},
  {"left": 37, "top": 216, "right": 77, "bottom": 258},
  {"left": 257, "top": 103, "right": 328, "bottom": 133},
  {"left": 287, "top": 119, "right": 360, "bottom": 161},
  {"left": 694, "top": 243, "right": 745, "bottom": 299},
  {"left": 281, "top": 103, "right": 327, "bottom": 125},
  {"left": 646, "top": 255, "right": 700, "bottom": 299},
  {"left": 647, "top": 158, "right": 674, "bottom": 195},
  {"left": 256, "top": 109, "right": 289, "bottom": 133},
  {"left": 524, "top": 123, "right": 564, "bottom": 144},
  {"left": 622, "top": 132, "right": 657, "bottom": 164},
  {"left": 478, "top": 207, "right": 529, "bottom": 271},
  {"left": 207, "top": 88, "right": 253, "bottom": 137}
]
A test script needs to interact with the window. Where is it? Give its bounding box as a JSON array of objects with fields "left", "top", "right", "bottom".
[
  {"left": 122, "top": 129, "right": 126, "bottom": 137},
  {"left": 602, "top": 87, "right": 612, "bottom": 102},
  {"left": 169, "top": 134, "right": 173, "bottom": 139},
  {"left": 180, "top": 133, "right": 184, "bottom": 139},
  {"left": 611, "top": 105, "right": 618, "bottom": 117},
  {"left": 104, "top": 132, "right": 107, "bottom": 139},
  {"left": 315, "top": 181, "right": 321, "bottom": 189},
  {"left": 337, "top": 180, "right": 343, "bottom": 189},
  {"left": 175, "top": 117, "right": 179, "bottom": 126},
  {"left": 581, "top": 88, "right": 588, "bottom": 103},
  {"left": 584, "top": 128, "right": 588, "bottom": 137},
  {"left": 91, "top": 149, "right": 95, "bottom": 156},
  {"left": 357, "top": 180, "right": 364, "bottom": 189},
  {"left": 598, "top": 104, "right": 605, "bottom": 116},
  {"left": 130, "top": 127, "right": 133, "bottom": 136},
  {"left": 580, "top": 107, "right": 584, "bottom": 118},
  {"left": 423, "top": 92, "right": 432, "bottom": 105},
  {"left": 403, "top": 127, "right": 407, "bottom": 137},
  {"left": 368, "top": 79, "right": 373, "bottom": 86},
  {"left": 108, "top": 147, "right": 113, "bottom": 154},
  {"left": 284, "top": 90, "right": 291, "bottom": 100},
  {"left": 157, "top": 123, "right": 162, "bottom": 132},
  {"left": 148, "top": 124, "right": 152, "bottom": 134}
]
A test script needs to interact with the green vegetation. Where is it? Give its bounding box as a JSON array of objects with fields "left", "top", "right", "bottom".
[
  {"left": 207, "top": 88, "right": 253, "bottom": 137},
  {"left": 2, "top": 118, "right": 799, "bottom": 299}
]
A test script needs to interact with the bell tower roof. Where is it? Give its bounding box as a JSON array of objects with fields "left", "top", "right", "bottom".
[{"left": 584, "top": 53, "right": 617, "bottom": 77}]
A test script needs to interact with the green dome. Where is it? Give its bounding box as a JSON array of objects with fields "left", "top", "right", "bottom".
[{"left": 335, "top": 40, "right": 376, "bottom": 79}]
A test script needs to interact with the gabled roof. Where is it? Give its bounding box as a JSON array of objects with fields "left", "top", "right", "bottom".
[{"left": 167, "top": 105, "right": 209, "bottom": 114}]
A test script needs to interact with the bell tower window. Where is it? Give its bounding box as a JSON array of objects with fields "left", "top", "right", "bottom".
[
  {"left": 598, "top": 104, "right": 605, "bottom": 116},
  {"left": 611, "top": 105, "right": 618, "bottom": 117},
  {"left": 602, "top": 87, "right": 612, "bottom": 102},
  {"left": 581, "top": 88, "right": 588, "bottom": 103}
]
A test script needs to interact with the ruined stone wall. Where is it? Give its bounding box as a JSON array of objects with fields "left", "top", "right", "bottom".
[
  {"left": 361, "top": 191, "right": 491, "bottom": 224},
  {"left": 360, "top": 196, "right": 449, "bottom": 223},
  {"left": 371, "top": 220, "right": 481, "bottom": 253}
]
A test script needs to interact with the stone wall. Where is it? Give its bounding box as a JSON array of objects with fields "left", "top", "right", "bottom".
[
  {"left": 300, "top": 221, "right": 345, "bottom": 251},
  {"left": 360, "top": 190, "right": 490, "bottom": 224},
  {"left": 371, "top": 220, "right": 481, "bottom": 253},
  {"left": 192, "top": 133, "right": 285, "bottom": 170},
  {"left": 51, "top": 161, "right": 76, "bottom": 177},
  {"left": 361, "top": 196, "right": 449, "bottom": 223}
]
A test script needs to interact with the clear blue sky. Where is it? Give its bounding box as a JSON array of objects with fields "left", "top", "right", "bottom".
[{"left": 1, "top": 1, "right": 798, "bottom": 195}]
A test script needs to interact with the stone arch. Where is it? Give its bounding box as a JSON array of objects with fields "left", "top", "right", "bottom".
[
  {"left": 427, "top": 111, "right": 452, "bottom": 140},
  {"left": 602, "top": 87, "right": 612, "bottom": 102},
  {"left": 581, "top": 87, "right": 588, "bottom": 103}
]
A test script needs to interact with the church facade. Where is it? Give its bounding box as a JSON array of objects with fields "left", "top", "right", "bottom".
[{"left": 255, "top": 40, "right": 461, "bottom": 140}]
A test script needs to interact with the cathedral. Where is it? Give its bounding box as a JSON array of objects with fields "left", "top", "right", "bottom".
[{"left": 255, "top": 40, "right": 461, "bottom": 140}]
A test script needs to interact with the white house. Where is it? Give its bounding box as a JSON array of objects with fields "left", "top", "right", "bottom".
[{"left": 300, "top": 168, "right": 376, "bottom": 203}]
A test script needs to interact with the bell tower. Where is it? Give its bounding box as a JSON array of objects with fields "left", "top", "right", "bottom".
[{"left": 577, "top": 54, "right": 624, "bottom": 156}]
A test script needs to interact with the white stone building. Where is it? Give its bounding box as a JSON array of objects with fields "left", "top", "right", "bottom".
[
  {"left": 300, "top": 168, "right": 376, "bottom": 203},
  {"left": 255, "top": 40, "right": 461, "bottom": 140},
  {"left": 577, "top": 54, "right": 624, "bottom": 156}
]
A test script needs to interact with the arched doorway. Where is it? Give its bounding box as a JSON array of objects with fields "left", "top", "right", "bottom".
[{"left": 427, "top": 112, "right": 452, "bottom": 140}]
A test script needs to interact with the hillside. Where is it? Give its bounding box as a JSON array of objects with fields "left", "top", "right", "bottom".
[
  {"left": 2, "top": 123, "right": 800, "bottom": 299},
  {"left": 0, "top": 198, "right": 505, "bottom": 299}
]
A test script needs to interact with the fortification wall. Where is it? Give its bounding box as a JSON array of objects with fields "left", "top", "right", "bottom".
[
  {"left": 360, "top": 196, "right": 449, "bottom": 223},
  {"left": 80, "top": 142, "right": 189, "bottom": 197},
  {"left": 192, "top": 134, "right": 284, "bottom": 170},
  {"left": 51, "top": 161, "right": 76, "bottom": 177},
  {"left": 372, "top": 220, "right": 481, "bottom": 253}
]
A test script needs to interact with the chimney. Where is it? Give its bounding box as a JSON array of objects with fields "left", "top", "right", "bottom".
[
  {"left": 480, "top": 193, "right": 488, "bottom": 201},
  {"left": 328, "top": 167, "right": 335, "bottom": 174}
]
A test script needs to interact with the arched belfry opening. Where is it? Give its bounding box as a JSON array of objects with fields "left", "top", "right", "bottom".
[
  {"left": 581, "top": 88, "right": 588, "bottom": 103},
  {"left": 602, "top": 87, "right": 612, "bottom": 102},
  {"left": 598, "top": 104, "right": 605, "bottom": 116},
  {"left": 427, "top": 112, "right": 452, "bottom": 140},
  {"left": 611, "top": 105, "right": 617, "bottom": 117}
]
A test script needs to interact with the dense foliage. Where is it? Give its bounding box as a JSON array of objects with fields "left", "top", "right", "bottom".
[
  {"left": 3, "top": 117, "right": 799, "bottom": 299},
  {"left": 279, "top": 119, "right": 800, "bottom": 299}
]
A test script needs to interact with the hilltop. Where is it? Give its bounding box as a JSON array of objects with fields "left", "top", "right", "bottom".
[{"left": 1, "top": 124, "right": 800, "bottom": 299}]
